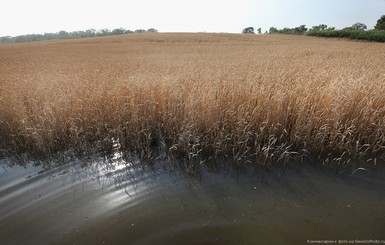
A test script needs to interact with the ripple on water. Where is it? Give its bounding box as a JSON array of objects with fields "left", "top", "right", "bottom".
[{"left": 1, "top": 158, "right": 385, "bottom": 244}]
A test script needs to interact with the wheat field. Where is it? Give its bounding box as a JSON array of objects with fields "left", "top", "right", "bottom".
[{"left": 1, "top": 33, "right": 385, "bottom": 168}]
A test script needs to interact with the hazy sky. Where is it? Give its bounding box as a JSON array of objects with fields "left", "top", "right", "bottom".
[{"left": 1, "top": 0, "right": 384, "bottom": 36}]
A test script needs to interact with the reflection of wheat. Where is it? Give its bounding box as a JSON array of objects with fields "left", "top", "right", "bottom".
[
  {"left": 351, "top": 168, "right": 368, "bottom": 175},
  {"left": 1, "top": 33, "right": 384, "bottom": 167}
]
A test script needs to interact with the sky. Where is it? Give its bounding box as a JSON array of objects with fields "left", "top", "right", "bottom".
[{"left": 1, "top": 0, "right": 384, "bottom": 36}]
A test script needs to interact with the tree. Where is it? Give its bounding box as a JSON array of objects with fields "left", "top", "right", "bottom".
[
  {"left": 318, "top": 24, "right": 328, "bottom": 30},
  {"left": 269, "top": 27, "right": 278, "bottom": 33},
  {"left": 375, "top": 15, "right": 385, "bottom": 30},
  {"left": 71, "top": 31, "right": 88, "bottom": 38},
  {"left": 147, "top": 28, "right": 158, "bottom": 33},
  {"left": 310, "top": 24, "right": 328, "bottom": 31},
  {"left": 351, "top": 22, "right": 367, "bottom": 30},
  {"left": 97, "top": 29, "right": 111, "bottom": 36},
  {"left": 294, "top": 25, "right": 307, "bottom": 34},
  {"left": 134, "top": 29, "right": 146, "bottom": 33},
  {"left": 242, "top": 27, "right": 254, "bottom": 34},
  {"left": 111, "top": 28, "right": 126, "bottom": 35},
  {"left": 86, "top": 29, "right": 96, "bottom": 37},
  {"left": 0, "top": 36, "right": 12, "bottom": 43},
  {"left": 58, "top": 30, "right": 70, "bottom": 39},
  {"left": 257, "top": 28, "right": 262, "bottom": 34},
  {"left": 43, "top": 33, "right": 56, "bottom": 40}
]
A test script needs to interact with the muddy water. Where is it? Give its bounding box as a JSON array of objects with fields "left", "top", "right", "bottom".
[{"left": 1, "top": 158, "right": 385, "bottom": 245}]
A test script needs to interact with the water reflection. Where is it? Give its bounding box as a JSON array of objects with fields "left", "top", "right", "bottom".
[{"left": 1, "top": 156, "right": 385, "bottom": 244}]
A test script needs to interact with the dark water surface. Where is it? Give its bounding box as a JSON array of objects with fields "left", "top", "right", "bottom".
[{"left": 1, "top": 157, "right": 385, "bottom": 245}]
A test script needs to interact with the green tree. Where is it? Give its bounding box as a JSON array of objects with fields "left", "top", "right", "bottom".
[
  {"left": 0, "top": 36, "right": 12, "bottom": 43},
  {"left": 310, "top": 24, "right": 328, "bottom": 31},
  {"left": 242, "top": 27, "right": 254, "bottom": 34},
  {"left": 319, "top": 24, "right": 328, "bottom": 30},
  {"left": 375, "top": 15, "right": 385, "bottom": 30},
  {"left": 147, "top": 28, "right": 158, "bottom": 33},
  {"left": 58, "top": 30, "right": 69, "bottom": 39},
  {"left": 86, "top": 29, "right": 96, "bottom": 37},
  {"left": 111, "top": 28, "right": 126, "bottom": 35},
  {"left": 257, "top": 28, "right": 262, "bottom": 34},
  {"left": 351, "top": 22, "right": 367, "bottom": 30},
  {"left": 269, "top": 27, "right": 278, "bottom": 33},
  {"left": 97, "top": 29, "right": 111, "bottom": 36},
  {"left": 71, "top": 31, "right": 88, "bottom": 38},
  {"left": 294, "top": 25, "right": 307, "bottom": 34}
]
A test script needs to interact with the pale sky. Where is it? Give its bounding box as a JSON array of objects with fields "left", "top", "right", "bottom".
[{"left": 1, "top": 0, "right": 384, "bottom": 36}]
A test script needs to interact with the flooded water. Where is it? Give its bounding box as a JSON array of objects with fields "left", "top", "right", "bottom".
[{"left": 1, "top": 157, "right": 385, "bottom": 245}]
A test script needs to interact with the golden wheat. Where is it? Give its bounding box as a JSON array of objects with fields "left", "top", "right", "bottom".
[{"left": 1, "top": 33, "right": 384, "bottom": 167}]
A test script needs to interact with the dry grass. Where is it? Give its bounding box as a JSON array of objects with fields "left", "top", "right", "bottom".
[{"left": 1, "top": 33, "right": 385, "bottom": 167}]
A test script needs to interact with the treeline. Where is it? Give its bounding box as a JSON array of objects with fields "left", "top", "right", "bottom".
[
  {"left": 269, "top": 25, "right": 311, "bottom": 35},
  {"left": 306, "top": 29, "right": 385, "bottom": 42},
  {"left": 266, "top": 21, "right": 385, "bottom": 42},
  {"left": 0, "top": 28, "right": 158, "bottom": 44},
  {"left": 245, "top": 15, "right": 385, "bottom": 43}
]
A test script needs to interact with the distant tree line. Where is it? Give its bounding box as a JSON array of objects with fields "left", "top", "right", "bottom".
[
  {"left": 306, "top": 28, "right": 385, "bottom": 42},
  {"left": 242, "top": 15, "right": 385, "bottom": 43},
  {"left": 305, "top": 18, "right": 385, "bottom": 42},
  {"left": 242, "top": 27, "right": 262, "bottom": 34},
  {"left": 0, "top": 28, "right": 158, "bottom": 44},
  {"left": 268, "top": 25, "right": 310, "bottom": 35}
]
